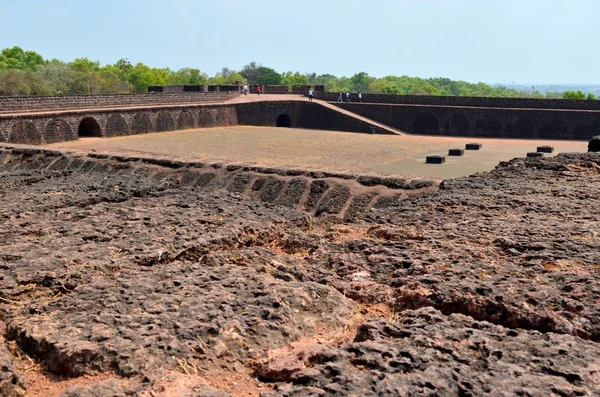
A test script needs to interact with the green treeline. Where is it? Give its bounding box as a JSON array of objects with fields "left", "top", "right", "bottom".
[{"left": 0, "top": 46, "right": 586, "bottom": 99}]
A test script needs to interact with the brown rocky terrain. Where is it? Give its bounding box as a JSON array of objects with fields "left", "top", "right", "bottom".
[{"left": 0, "top": 147, "right": 599, "bottom": 396}]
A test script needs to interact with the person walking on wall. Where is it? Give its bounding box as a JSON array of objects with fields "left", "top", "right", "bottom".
[
  {"left": 346, "top": 92, "right": 351, "bottom": 103},
  {"left": 243, "top": 84, "right": 248, "bottom": 95},
  {"left": 337, "top": 92, "right": 343, "bottom": 102},
  {"left": 358, "top": 92, "right": 362, "bottom": 102},
  {"left": 257, "top": 85, "right": 262, "bottom": 95},
  {"left": 308, "top": 87, "right": 314, "bottom": 101}
]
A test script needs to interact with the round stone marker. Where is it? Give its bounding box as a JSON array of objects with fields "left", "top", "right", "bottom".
[
  {"left": 537, "top": 146, "right": 554, "bottom": 153},
  {"left": 426, "top": 155, "right": 446, "bottom": 164},
  {"left": 448, "top": 148, "right": 464, "bottom": 156},
  {"left": 465, "top": 143, "right": 482, "bottom": 150},
  {"left": 527, "top": 152, "right": 544, "bottom": 158}
]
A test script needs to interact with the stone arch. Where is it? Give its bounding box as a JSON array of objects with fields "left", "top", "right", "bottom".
[
  {"left": 197, "top": 109, "right": 214, "bottom": 128},
  {"left": 45, "top": 119, "right": 74, "bottom": 143},
  {"left": 473, "top": 116, "right": 503, "bottom": 137},
  {"left": 413, "top": 112, "right": 440, "bottom": 135},
  {"left": 78, "top": 117, "right": 102, "bottom": 137},
  {"left": 540, "top": 118, "right": 569, "bottom": 139},
  {"left": 132, "top": 113, "right": 153, "bottom": 134},
  {"left": 505, "top": 116, "right": 536, "bottom": 138},
  {"left": 177, "top": 111, "right": 195, "bottom": 130},
  {"left": 276, "top": 114, "right": 292, "bottom": 128},
  {"left": 573, "top": 119, "right": 600, "bottom": 140},
  {"left": 447, "top": 112, "right": 470, "bottom": 136},
  {"left": 216, "top": 108, "right": 235, "bottom": 126},
  {"left": 105, "top": 114, "right": 129, "bottom": 137},
  {"left": 156, "top": 111, "right": 175, "bottom": 132},
  {"left": 11, "top": 120, "right": 40, "bottom": 144}
]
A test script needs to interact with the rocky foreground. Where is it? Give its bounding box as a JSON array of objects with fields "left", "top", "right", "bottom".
[{"left": 0, "top": 150, "right": 599, "bottom": 396}]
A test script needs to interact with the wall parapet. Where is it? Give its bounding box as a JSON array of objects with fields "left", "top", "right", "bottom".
[
  {"left": 0, "top": 92, "right": 238, "bottom": 113},
  {"left": 313, "top": 92, "right": 600, "bottom": 111}
]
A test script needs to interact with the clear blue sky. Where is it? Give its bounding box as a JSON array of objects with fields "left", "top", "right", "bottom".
[{"left": 1, "top": 0, "right": 598, "bottom": 84}]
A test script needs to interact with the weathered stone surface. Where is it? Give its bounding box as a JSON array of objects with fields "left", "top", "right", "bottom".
[
  {"left": 263, "top": 307, "right": 600, "bottom": 397},
  {"left": 0, "top": 339, "right": 25, "bottom": 397},
  {"left": 194, "top": 172, "right": 217, "bottom": 187},
  {"left": 0, "top": 151, "right": 598, "bottom": 395},
  {"left": 61, "top": 371, "right": 229, "bottom": 397},
  {"left": 275, "top": 178, "right": 307, "bottom": 208},
  {"left": 259, "top": 178, "right": 285, "bottom": 202},
  {"left": 344, "top": 192, "right": 377, "bottom": 220},
  {"left": 227, "top": 173, "right": 253, "bottom": 193},
  {"left": 303, "top": 180, "right": 329, "bottom": 212},
  {"left": 314, "top": 184, "right": 351, "bottom": 216}
]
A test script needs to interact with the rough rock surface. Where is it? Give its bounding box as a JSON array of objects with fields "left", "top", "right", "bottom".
[
  {"left": 264, "top": 307, "right": 600, "bottom": 396},
  {"left": 0, "top": 152, "right": 599, "bottom": 395}
]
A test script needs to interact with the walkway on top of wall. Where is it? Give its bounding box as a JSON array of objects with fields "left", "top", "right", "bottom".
[
  {"left": 226, "top": 94, "right": 405, "bottom": 135},
  {"left": 0, "top": 99, "right": 231, "bottom": 118}
]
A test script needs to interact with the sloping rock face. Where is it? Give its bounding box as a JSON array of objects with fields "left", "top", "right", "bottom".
[{"left": 0, "top": 151, "right": 599, "bottom": 395}]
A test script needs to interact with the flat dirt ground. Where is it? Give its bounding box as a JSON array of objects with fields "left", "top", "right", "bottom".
[{"left": 47, "top": 126, "right": 587, "bottom": 178}]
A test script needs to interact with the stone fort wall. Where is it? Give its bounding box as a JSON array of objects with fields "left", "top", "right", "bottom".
[
  {"left": 313, "top": 92, "right": 600, "bottom": 111},
  {"left": 330, "top": 102, "right": 600, "bottom": 140},
  {"left": 0, "top": 92, "right": 238, "bottom": 113},
  {"left": 0, "top": 101, "right": 391, "bottom": 145},
  {"left": 1, "top": 91, "right": 600, "bottom": 144}
]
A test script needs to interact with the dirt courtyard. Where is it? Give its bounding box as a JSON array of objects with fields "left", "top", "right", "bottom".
[{"left": 47, "top": 126, "right": 587, "bottom": 178}]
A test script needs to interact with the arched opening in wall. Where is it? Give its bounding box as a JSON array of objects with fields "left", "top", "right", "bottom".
[
  {"left": 216, "top": 107, "right": 237, "bottom": 126},
  {"left": 506, "top": 117, "right": 536, "bottom": 138},
  {"left": 156, "top": 111, "right": 175, "bottom": 132},
  {"left": 413, "top": 112, "right": 440, "bottom": 135},
  {"left": 573, "top": 119, "right": 600, "bottom": 140},
  {"left": 474, "top": 116, "right": 503, "bottom": 137},
  {"left": 177, "top": 111, "right": 195, "bottom": 130},
  {"left": 10, "top": 120, "right": 40, "bottom": 144},
  {"left": 197, "top": 109, "right": 215, "bottom": 128},
  {"left": 132, "top": 113, "right": 153, "bottom": 134},
  {"left": 276, "top": 114, "right": 292, "bottom": 128},
  {"left": 78, "top": 117, "right": 102, "bottom": 138},
  {"left": 541, "top": 119, "right": 569, "bottom": 139},
  {"left": 45, "top": 119, "right": 74, "bottom": 143},
  {"left": 106, "top": 114, "right": 129, "bottom": 137},
  {"left": 448, "top": 112, "right": 471, "bottom": 136}
]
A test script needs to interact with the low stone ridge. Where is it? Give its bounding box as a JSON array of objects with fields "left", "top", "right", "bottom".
[
  {"left": 0, "top": 145, "right": 438, "bottom": 220},
  {"left": 0, "top": 149, "right": 599, "bottom": 395}
]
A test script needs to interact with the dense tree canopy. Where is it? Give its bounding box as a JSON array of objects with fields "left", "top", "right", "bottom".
[{"left": 0, "top": 46, "right": 589, "bottom": 99}]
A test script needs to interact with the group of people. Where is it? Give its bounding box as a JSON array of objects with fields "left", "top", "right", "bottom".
[
  {"left": 337, "top": 92, "right": 362, "bottom": 103},
  {"left": 241, "top": 84, "right": 260, "bottom": 95},
  {"left": 239, "top": 84, "right": 316, "bottom": 101}
]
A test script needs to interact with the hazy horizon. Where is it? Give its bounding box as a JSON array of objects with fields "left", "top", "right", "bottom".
[{"left": 1, "top": 0, "right": 598, "bottom": 85}]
